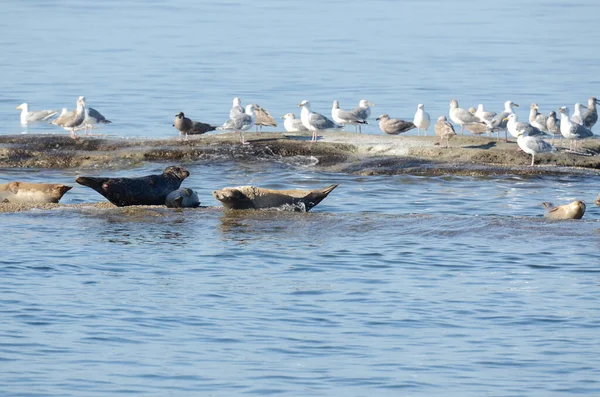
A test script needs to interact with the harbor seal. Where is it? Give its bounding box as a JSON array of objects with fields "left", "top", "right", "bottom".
[
  {"left": 76, "top": 166, "right": 190, "bottom": 207},
  {"left": 165, "top": 188, "right": 201, "bottom": 208},
  {"left": 0, "top": 182, "right": 72, "bottom": 204},
  {"left": 212, "top": 184, "right": 339, "bottom": 211},
  {"left": 542, "top": 200, "right": 586, "bottom": 220}
]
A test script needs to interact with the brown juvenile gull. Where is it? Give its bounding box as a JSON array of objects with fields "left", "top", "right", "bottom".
[
  {"left": 331, "top": 100, "right": 368, "bottom": 132},
  {"left": 16, "top": 103, "right": 58, "bottom": 125},
  {"left": 582, "top": 97, "right": 598, "bottom": 130},
  {"left": 529, "top": 103, "right": 549, "bottom": 133},
  {"left": 376, "top": 114, "right": 415, "bottom": 135},
  {"left": 254, "top": 105, "right": 277, "bottom": 132},
  {"left": 546, "top": 111, "right": 561, "bottom": 144},
  {"left": 52, "top": 96, "right": 86, "bottom": 139},
  {"left": 449, "top": 99, "right": 484, "bottom": 135},
  {"left": 434, "top": 116, "right": 457, "bottom": 147},
  {"left": 173, "top": 112, "right": 216, "bottom": 139}
]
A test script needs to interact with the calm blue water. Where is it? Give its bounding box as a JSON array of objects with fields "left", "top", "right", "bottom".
[{"left": 2, "top": 0, "right": 600, "bottom": 396}]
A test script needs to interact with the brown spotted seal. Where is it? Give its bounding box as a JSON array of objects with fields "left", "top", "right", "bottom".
[
  {"left": 212, "top": 184, "right": 338, "bottom": 211},
  {"left": 0, "top": 182, "right": 72, "bottom": 204},
  {"left": 165, "top": 188, "right": 200, "bottom": 208},
  {"left": 542, "top": 200, "right": 586, "bottom": 220},
  {"left": 76, "top": 166, "right": 190, "bottom": 207}
]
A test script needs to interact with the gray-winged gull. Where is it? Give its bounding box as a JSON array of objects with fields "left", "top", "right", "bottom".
[
  {"left": 505, "top": 114, "right": 548, "bottom": 139},
  {"left": 528, "top": 103, "right": 549, "bottom": 133},
  {"left": 558, "top": 107, "right": 594, "bottom": 151},
  {"left": 516, "top": 128, "right": 555, "bottom": 166},
  {"left": 16, "top": 103, "right": 58, "bottom": 124},
  {"left": 449, "top": 99, "right": 485, "bottom": 135},
  {"left": 434, "top": 116, "right": 457, "bottom": 147},
  {"left": 571, "top": 103, "right": 586, "bottom": 125},
  {"left": 281, "top": 113, "right": 308, "bottom": 133},
  {"left": 52, "top": 96, "right": 86, "bottom": 139},
  {"left": 298, "top": 100, "right": 342, "bottom": 142},
  {"left": 475, "top": 104, "right": 497, "bottom": 124},
  {"left": 229, "top": 97, "right": 244, "bottom": 118},
  {"left": 218, "top": 103, "right": 258, "bottom": 145},
  {"left": 376, "top": 114, "right": 415, "bottom": 135},
  {"left": 583, "top": 97, "right": 598, "bottom": 130},
  {"left": 546, "top": 111, "right": 561, "bottom": 144},
  {"left": 83, "top": 107, "right": 111, "bottom": 132},
  {"left": 173, "top": 112, "right": 216, "bottom": 139},
  {"left": 331, "top": 100, "right": 367, "bottom": 132},
  {"left": 487, "top": 100, "right": 519, "bottom": 141},
  {"left": 352, "top": 99, "right": 374, "bottom": 133},
  {"left": 413, "top": 104, "right": 431, "bottom": 136},
  {"left": 254, "top": 106, "right": 277, "bottom": 132}
]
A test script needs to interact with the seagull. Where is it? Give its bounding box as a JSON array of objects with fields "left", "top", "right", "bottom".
[
  {"left": 218, "top": 103, "right": 258, "bottom": 145},
  {"left": 298, "top": 100, "right": 342, "bottom": 143},
  {"left": 229, "top": 97, "right": 244, "bottom": 118},
  {"left": 505, "top": 113, "right": 549, "bottom": 139},
  {"left": 254, "top": 105, "right": 277, "bottom": 132},
  {"left": 546, "top": 111, "right": 561, "bottom": 144},
  {"left": 434, "top": 116, "right": 457, "bottom": 148},
  {"left": 449, "top": 99, "right": 485, "bottom": 135},
  {"left": 558, "top": 107, "right": 594, "bottom": 151},
  {"left": 51, "top": 108, "right": 69, "bottom": 125},
  {"left": 475, "top": 104, "right": 497, "bottom": 124},
  {"left": 413, "top": 104, "right": 431, "bottom": 136},
  {"left": 376, "top": 114, "right": 415, "bottom": 135},
  {"left": 15, "top": 103, "right": 58, "bottom": 125},
  {"left": 528, "top": 104, "right": 549, "bottom": 133},
  {"left": 281, "top": 113, "right": 309, "bottom": 133},
  {"left": 173, "top": 112, "right": 217, "bottom": 140},
  {"left": 52, "top": 96, "right": 86, "bottom": 139},
  {"left": 571, "top": 103, "right": 586, "bottom": 125},
  {"left": 516, "top": 129, "right": 555, "bottom": 166},
  {"left": 487, "top": 100, "right": 519, "bottom": 141},
  {"left": 582, "top": 97, "right": 598, "bottom": 130},
  {"left": 349, "top": 99, "right": 374, "bottom": 133},
  {"left": 331, "top": 100, "right": 368, "bottom": 132},
  {"left": 83, "top": 107, "right": 111, "bottom": 133}
]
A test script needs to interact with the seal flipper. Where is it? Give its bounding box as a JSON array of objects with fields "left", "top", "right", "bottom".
[{"left": 301, "top": 184, "right": 339, "bottom": 211}]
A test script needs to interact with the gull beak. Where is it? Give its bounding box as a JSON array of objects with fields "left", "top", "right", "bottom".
[
  {"left": 298, "top": 103, "right": 303, "bottom": 107},
  {"left": 514, "top": 103, "right": 520, "bottom": 107},
  {"left": 15, "top": 105, "right": 21, "bottom": 110},
  {"left": 369, "top": 102, "right": 375, "bottom": 107},
  {"left": 502, "top": 118, "right": 509, "bottom": 122},
  {"left": 280, "top": 115, "right": 285, "bottom": 119},
  {"left": 376, "top": 117, "right": 380, "bottom": 121}
]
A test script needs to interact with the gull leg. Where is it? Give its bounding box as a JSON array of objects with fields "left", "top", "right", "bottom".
[
  {"left": 70, "top": 128, "right": 78, "bottom": 140},
  {"left": 531, "top": 154, "right": 535, "bottom": 167}
]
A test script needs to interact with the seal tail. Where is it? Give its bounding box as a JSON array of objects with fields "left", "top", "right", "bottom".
[
  {"left": 303, "top": 184, "right": 339, "bottom": 211},
  {"left": 76, "top": 176, "right": 109, "bottom": 193}
]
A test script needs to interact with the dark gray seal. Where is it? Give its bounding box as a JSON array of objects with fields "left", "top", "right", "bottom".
[
  {"left": 76, "top": 166, "right": 190, "bottom": 207},
  {"left": 165, "top": 188, "right": 200, "bottom": 208},
  {"left": 212, "top": 184, "right": 338, "bottom": 211}
]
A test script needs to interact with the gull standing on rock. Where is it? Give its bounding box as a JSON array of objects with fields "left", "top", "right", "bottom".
[
  {"left": 515, "top": 129, "right": 555, "bottom": 166},
  {"left": 449, "top": 99, "right": 484, "bottom": 134},
  {"left": 546, "top": 111, "right": 561, "bottom": 144},
  {"left": 218, "top": 103, "right": 258, "bottom": 145},
  {"left": 376, "top": 114, "right": 415, "bottom": 135},
  {"left": 571, "top": 103, "right": 586, "bottom": 125},
  {"left": 331, "top": 100, "right": 368, "bottom": 132},
  {"left": 53, "top": 96, "right": 86, "bottom": 139},
  {"left": 487, "top": 100, "right": 519, "bottom": 141},
  {"left": 83, "top": 107, "right": 111, "bottom": 132},
  {"left": 505, "top": 114, "right": 548, "bottom": 139},
  {"left": 350, "top": 99, "right": 374, "bottom": 133},
  {"left": 281, "top": 113, "right": 309, "bottom": 133},
  {"left": 254, "top": 105, "right": 277, "bottom": 132},
  {"left": 434, "top": 116, "right": 457, "bottom": 148},
  {"left": 229, "top": 97, "right": 244, "bottom": 118},
  {"left": 173, "top": 112, "right": 216, "bottom": 139},
  {"left": 529, "top": 104, "right": 549, "bottom": 133},
  {"left": 475, "top": 104, "right": 497, "bottom": 125},
  {"left": 558, "top": 107, "right": 594, "bottom": 151},
  {"left": 298, "top": 100, "right": 342, "bottom": 143},
  {"left": 413, "top": 104, "right": 431, "bottom": 136},
  {"left": 15, "top": 103, "right": 58, "bottom": 124},
  {"left": 582, "top": 97, "right": 598, "bottom": 130}
]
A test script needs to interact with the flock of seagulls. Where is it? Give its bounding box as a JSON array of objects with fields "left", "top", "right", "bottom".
[
  {"left": 16, "top": 95, "right": 598, "bottom": 165},
  {"left": 16, "top": 96, "right": 111, "bottom": 138}
]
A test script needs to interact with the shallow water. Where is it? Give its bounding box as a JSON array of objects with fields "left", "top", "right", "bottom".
[{"left": 2, "top": 0, "right": 600, "bottom": 396}]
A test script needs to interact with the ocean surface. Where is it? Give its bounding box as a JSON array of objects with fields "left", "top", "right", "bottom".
[{"left": 2, "top": 0, "right": 600, "bottom": 396}]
